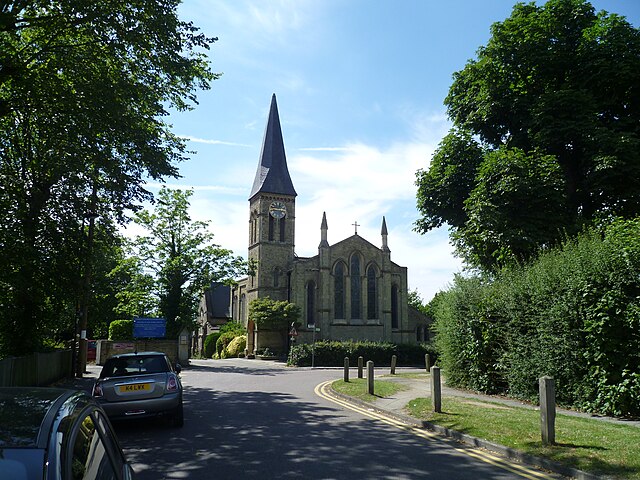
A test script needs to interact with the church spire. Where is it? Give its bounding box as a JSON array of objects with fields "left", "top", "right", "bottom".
[{"left": 249, "top": 94, "right": 297, "bottom": 200}]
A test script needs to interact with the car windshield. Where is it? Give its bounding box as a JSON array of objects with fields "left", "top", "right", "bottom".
[{"left": 100, "top": 355, "right": 169, "bottom": 378}]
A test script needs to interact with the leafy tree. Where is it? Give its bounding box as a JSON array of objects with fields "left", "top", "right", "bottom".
[
  {"left": 249, "top": 297, "right": 302, "bottom": 330},
  {"left": 407, "top": 289, "right": 430, "bottom": 317},
  {"left": 248, "top": 297, "right": 301, "bottom": 348},
  {"left": 415, "top": 0, "right": 640, "bottom": 271},
  {"left": 0, "top": 1, "right": 217, "bottom": 356},
  {"left": 108, "top": 254, "right": 158, "bottom": 321},
  {"left": 132, "top": 188, "right": 246, "bottom": 338}
]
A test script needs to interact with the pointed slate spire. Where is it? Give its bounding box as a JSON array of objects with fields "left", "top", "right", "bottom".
[{"left": 249, "top": 94, "right": 297, "bottom": 200}]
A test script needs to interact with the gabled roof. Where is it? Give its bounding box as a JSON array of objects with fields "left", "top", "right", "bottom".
[
  {"left": 249, "top": 94, "right": 297, "bottom": 200},
  {"left": 297, "top": 234, "right": 403, "bottom": 269},
  {"left": 203, "top": 283, "right": 231, "bottom": 319}
]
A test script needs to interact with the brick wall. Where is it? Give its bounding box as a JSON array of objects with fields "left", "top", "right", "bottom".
[{"left": 96, "top": 339, "right": 179, "bottom": 366}]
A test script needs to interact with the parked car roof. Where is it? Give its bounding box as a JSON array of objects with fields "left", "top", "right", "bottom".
[
  {"left": 0, "top": 387, "right": 134, "bottom": 479},
  {"left": 0, "top": 387, "right": 84, "bottom": 448},
  {"left": 108, "top": 351, "right": 166, "bottom": 358}
]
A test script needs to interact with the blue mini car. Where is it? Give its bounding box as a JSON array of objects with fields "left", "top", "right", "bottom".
[{"left": 0, "top": 387, "right": 134, "bottom": 480}]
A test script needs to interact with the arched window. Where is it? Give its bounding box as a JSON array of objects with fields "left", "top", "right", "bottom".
[
  {"left": 391, "top": 285, "right": 399, "bottom": 329},
  {"left": 350, "top": 254, "right": 361, "bottom": 319},
  {"left": 306, "top": 281, "right": 316, "bottom": 327},
  {"left": 279, "top": 217, "right": 286, "bottom": 242},
  {"left": 416, "top": 325, "right": 430, "bottom": 342},
  {"left": 366, "top": 264, "right": 377, "bottom": 319},
  {"left": 273, "top": 268, "right": 281, "bottom": 287},
  {"left": 334, "top": 262, "right": 346, "bottom": 319},
  {"left": 240, "top": 294, "right": 246, "bottom": 323}
]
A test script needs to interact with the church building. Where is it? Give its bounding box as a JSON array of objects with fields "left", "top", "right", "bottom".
[{"left": 199, "top": 95, "right": 428, "bottom": 356}]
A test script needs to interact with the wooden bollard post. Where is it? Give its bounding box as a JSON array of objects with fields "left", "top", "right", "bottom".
[
  {"left": 344, "top": 357, "right": 349, "bottom": 382},
  {"left": 390, "top": 355, "right": 397, "bottom": 375},
  {"left": 540, "top": 376, "right": 556, "bottom": 445},
  {"left": 431, "top": 366, "right": 441, "bottom": 413},
  {"left": 425, "top": 353, "right": 431, "bottom": 372},
  {"left": 367, "top": 360, "right": 374, "bottom": 395},
  {"left": 358, "top": 356, "right": 364, "bottom": 378}
]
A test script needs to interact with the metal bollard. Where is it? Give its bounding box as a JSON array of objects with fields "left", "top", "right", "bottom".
[
  {"left": 390, "top": 355, "right": 397, "bottom": 375},
  {"left": 425, "top": 353, "right": 431, "bottom": 372},
  {"left": 358, "top": 356, "right": 364, "bottom": 378}
]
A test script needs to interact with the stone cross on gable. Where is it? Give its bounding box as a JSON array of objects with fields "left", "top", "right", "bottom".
[{"left": 352, "top": 221, "right": 360, "bottom": 235}]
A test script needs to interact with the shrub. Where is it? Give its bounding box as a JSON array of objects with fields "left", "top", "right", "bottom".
[
  {"left": 287, "top": 340, "right": 434, "bottom": 367},
  {"left": 432, "top": 218, "right": 640, "bottom": 416},
  {"left": 108, "top": 320, "right": 133, "bottom": 341},
  {"left": 225, "top": 335, "right": 247, "bottom": 358},
  {"left": 220, "top": 321, "right": 246, "bottom": 336},
  {"left": 203, "top": 332, "right": 221, "bottom": 358},
  {"left": 216, "top": 331, "right": 238, "bottom": 358}
]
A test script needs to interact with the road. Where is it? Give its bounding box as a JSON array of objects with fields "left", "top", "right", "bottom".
[{"left": 113, "top": 358, "right": 555, "bottom": 479}]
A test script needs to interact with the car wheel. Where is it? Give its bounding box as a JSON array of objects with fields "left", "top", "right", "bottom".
[{"left": 171, "top": 401, "right": 184, "bottom": 428}]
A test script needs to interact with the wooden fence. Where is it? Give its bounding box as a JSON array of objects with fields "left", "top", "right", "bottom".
[{"left": 0, "top": 350, "right": 72, "bottom": 387}]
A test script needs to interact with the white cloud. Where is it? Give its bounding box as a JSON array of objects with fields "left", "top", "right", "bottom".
[
  {"left": 298, "top": 146, "right": 355, "bottom": 152},
  {"left": 180, "top": 136, "right": 253, "bottom": 148}
]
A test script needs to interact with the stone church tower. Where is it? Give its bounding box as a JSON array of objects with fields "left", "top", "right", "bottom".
[
  {"left": 247, "top": 94, "right": 296, "bottom": 304},
  {"left": 223, "top": 95, "right": 429, "bottom": 356}
]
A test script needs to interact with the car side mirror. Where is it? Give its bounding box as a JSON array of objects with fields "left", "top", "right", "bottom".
[{"left": 175, "top": 363, "right": 182, "bottom": 374}]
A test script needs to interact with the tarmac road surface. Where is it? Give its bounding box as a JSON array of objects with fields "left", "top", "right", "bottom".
[{"left": 109, "top": 358, "right": 559, "bottom": 480}]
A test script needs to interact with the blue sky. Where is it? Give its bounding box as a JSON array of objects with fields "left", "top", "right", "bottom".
[{"left": 144, "top": 0, "right": 640, "bottom": 302}]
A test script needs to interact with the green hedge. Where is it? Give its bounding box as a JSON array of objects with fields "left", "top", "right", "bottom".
[
  {"left": 287, "top": 340, "right": 436, "bottom": 367},
  {"left": 108, "top": 320, "right": 133, "bottom": 341},
  {"left": 203, "top": 332, "right": 221, "bottom": 358},
  {"left": 433, "top": 218, "right": 640, "bottom": 416}
]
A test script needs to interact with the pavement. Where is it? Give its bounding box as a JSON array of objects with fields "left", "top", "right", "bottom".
[{"left": 53, "top": 363, "right": 102, "bottom": 393}]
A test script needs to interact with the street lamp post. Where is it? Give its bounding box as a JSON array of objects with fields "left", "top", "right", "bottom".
[{"left": 76, "top": 212, "right": 96, "bottom": 377}]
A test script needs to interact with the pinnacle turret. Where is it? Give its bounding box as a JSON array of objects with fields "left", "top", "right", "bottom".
[{"left": 381, "top": 216, "right": 390, "bottom": 252}]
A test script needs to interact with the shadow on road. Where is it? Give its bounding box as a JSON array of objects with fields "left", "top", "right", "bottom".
[{"left": 114, "top": 382, "right": 517, "bottom": 480}]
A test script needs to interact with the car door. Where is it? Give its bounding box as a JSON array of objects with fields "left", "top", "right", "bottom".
[{"left": 65, "top": 408, "right": 133, "bottom": 480}]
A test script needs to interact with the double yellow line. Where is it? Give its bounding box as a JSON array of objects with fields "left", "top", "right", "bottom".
[{"left": 315, "top": 380, "right": 555, "bottom": 480}]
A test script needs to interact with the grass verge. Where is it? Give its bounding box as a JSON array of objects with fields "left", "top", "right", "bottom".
[
  {"left": 406, "top": 397, "right": 640, "bottom": 479},
  {"left": 332, "top": 378, "right": 407, "bottom": 402}
]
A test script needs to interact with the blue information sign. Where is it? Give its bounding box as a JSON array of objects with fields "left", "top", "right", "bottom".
[{"left": 133, "top": 317, "right": 166, "bottom": 338}]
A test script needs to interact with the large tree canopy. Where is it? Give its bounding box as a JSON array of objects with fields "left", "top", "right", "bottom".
[
  {"left": 132, "top": 188, "right": 246, "bottom": 338},
  {"left": 415, "top": 0, "right": 640, "bottom": 271},
  {"left": 0, "top": 0, "right": 217, "bottom": 355}
]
